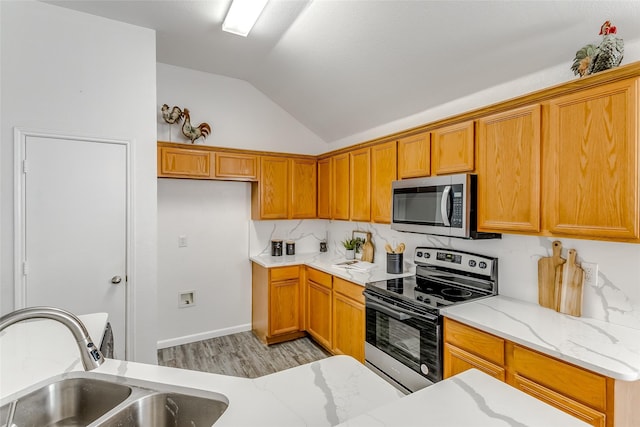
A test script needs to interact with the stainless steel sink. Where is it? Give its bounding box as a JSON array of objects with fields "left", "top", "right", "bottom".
[
  {"left": 1, "top": 377, "right": 131, "bottom": 427},
  {"left": 0, "top": 372, "right": 229, "bottom": 427},
  {"left": 97, "top": 392, "right": 228, "bottom": 427}
]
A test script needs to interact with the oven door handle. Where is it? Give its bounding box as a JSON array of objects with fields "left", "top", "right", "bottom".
[
  {"left": 364, "top": 294, "right": 438, "bottom": 323},
  {"left": 366, "top": 300, "right": 413, "bottom": 321}
]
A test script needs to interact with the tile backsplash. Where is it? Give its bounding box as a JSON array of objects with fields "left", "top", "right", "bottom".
[{"left": 251, "top": 219, "right": 640, "bottom": 331}]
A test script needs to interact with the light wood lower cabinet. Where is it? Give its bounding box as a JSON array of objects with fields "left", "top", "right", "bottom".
[
  {"left": 254, "top": 265, "right": 365, "bottom": 363},
  {"left": 252, "top": 263, "right": 305, "bottom": 345},
  {"left": 306, "top": 267, "right": 332, "bottom": 350},
  {"left": 443, "top": 318, "right": 640, "bottom": 427},
  {"left": 444, "top": 343, "right": 506, "bottom": 381},
  {"left": 332, "top": 277, "right": 365, "bottom": 363},
  {"left": 512, "top": 367, "right": 606, "bottom": 427},
  {"left": 304, "top": 268, "right": 365, "bottom": 362}
]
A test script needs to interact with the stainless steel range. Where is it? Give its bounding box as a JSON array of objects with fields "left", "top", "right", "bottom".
[{"left": 364, "top": 247, "right": 498, "bottom": 393}]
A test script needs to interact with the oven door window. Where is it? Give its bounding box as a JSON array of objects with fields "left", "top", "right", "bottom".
[{"left": 367, "top": 309, "right": 423, "bottom": 371}]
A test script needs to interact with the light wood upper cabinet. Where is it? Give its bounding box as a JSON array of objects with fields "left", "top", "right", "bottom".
[
  {"left": 332, "top": 277, "right": 365, "bottom": 363},
  {"left": 253, "top": 156, "right": 290, "bottom": 219},
  {"left": 432, "top": 121, "right": 475, "bottom": 175},
  {"left": 317, "top": 158, "right": 332, "bottom": 219},
  {"left": 371, "top": 141, "right": 397, "bottom": 223},
  {"left": 332, "top": 153, "right": 350, "bottom": 220},
  {"left": 398, "top": 132, "right": 431, "bottom": 179},
  {"left": 477, "top": 105, "right": 541, "bottom": 233},
  {"left": 545, "top": 78, "right": 639, "bottom": 240},
  {"left": 214, "top": 152, "right": 258, "bottom": 181},
  {"left": 290, "top": 158, "right": 317, "bottom": 219},
  {"left": 350, "top": 147, "right": 371, "bottom": 221},
  {"left": 158, "top": 146, "right": 212, "bottom": 178},
  {"left": 252, "top": 156, "right": 317, "bottom": 220}
]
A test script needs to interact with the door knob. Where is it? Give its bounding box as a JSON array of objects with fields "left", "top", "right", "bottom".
[{"left": 111, "top": 275, "right": 122, "bottom": 284}]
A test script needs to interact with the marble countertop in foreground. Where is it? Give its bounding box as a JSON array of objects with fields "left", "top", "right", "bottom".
[
  {"left": 442, "top": 295, "right": 640, "bottom": 381},
  {"left": 0, "top": 312, "right": 108, "bottom": 398},
  {"left": 1, "top": 310, "right": 590, "bottom": 427},
  {"left": 338, "top": 368, "right": 588, "bottom": 427},
  {"left": 250, "top": 252, "right": 415, "bottom": 285}
]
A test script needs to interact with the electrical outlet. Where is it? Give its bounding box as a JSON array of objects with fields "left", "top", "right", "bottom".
[
  {"left": 178, "top": 235, "right": 188, "bottom": 248},
  {"left": 582, "top": 262, "right": 599, "bottom": 288}
]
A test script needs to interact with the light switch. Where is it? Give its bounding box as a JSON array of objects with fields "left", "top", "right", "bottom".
[{"left": 178, "top": 235, "right": 188, "bottom": 247}]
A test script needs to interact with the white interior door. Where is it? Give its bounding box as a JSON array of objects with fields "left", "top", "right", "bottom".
[{"left": 16, "top": 132, "right": 129, "bottom": 359}]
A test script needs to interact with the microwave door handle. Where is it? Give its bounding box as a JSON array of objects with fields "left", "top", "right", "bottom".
[{"left": 441, "top": 185, "right": 452, "bottom": 226}]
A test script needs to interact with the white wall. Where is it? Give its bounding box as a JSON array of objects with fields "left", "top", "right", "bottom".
[
  {"left": 0, "top": 1, "right": 158, "bottom": 363},
  {"left": 157, "top": 63, "right": 326, "bottom": 154},
  {"left": 156, "top": 64, "right": 326, "bottom": 346},
  {"left": 327, "top": 38, "right": 640, "bottom": 150},
  {"left": 156, "top": 179, "right": 252, "bottom": 348}
]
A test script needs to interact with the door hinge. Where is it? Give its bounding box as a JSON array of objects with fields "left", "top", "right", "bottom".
[
  {"left": 22, "top": 261, "right": 28, "bottom": 276},
  {"left": 22, "top": 160, "right": 29, "bottom": 174}
]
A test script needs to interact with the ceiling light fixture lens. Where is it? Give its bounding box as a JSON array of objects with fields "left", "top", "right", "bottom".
[{"left": 222, "top": 0, "right": 269, "bottom": 37}]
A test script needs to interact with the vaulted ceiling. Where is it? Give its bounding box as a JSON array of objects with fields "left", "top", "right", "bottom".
[{"left": 44, "top": 1, "right": 640, "bottom": 144}]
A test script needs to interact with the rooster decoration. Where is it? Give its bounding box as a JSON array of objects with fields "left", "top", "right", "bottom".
[
  {"left": 161, "top": 104, "right": 184, "bottom": 124},
  {"left": 572, "top": 20, "right": 624, "bottom": 77},
  {"left": 181, "top": 108, "right": 211, "bottom": 144},
  {"left": 161, "top": 104, "right": 212, "bottom": 143}
]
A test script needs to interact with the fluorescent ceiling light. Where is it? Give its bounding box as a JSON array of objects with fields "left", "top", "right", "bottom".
[{"left": 222, "top": 0, "right": 269, "bottom": 37}]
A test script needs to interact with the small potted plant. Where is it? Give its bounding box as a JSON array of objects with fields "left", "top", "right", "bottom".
[{"left": 342, "top": 238, "right": 357, "bottom": 260}]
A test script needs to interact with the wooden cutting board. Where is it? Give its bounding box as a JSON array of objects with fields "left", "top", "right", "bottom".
[
  {"left": 555, "top": 249, "right": 585, "bottom": 317},
  {"left": 538, "top": 240, "right": 565, "bottom": 309}
]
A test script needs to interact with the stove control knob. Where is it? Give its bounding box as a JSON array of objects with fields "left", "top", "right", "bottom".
[
  {"left": 468, "top": 260, "right": 476, "bottom": 267},
  {"left": 424, "top": 252, "right": 430, "bottom": 259},
  {"left": 416, "top": 295, "right": 424, "bottom": 301},
  {"left": 479, "top": 261, "right": 487, "bottom": 269},
  {"left": 420, "top": 364, "right": 429, "bottom": 375},
  {"left": 416, "top": 251, "right": 423, "bottom": 258}
]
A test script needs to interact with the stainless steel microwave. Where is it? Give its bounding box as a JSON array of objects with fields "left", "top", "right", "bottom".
[{"left": 391, "top": 173, "right": 500, "bottom": 239}]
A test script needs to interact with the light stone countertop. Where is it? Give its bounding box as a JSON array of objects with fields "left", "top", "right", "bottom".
[
  {"left": 1, "top": 309, "right": 592, "bottom": 427},
  {"left": 0, "top": 312, "right": 108, "bottom": 398},
  {"left": 337, "top": 368, "right": 589, "bottom": 427},
  {"left": 250, "top": 252, "right": 415, "bottom": 286},
  {"left": 442, "top": 295, "right": 640, "bottom": 381}
]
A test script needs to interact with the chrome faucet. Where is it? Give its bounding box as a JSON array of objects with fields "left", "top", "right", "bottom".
[{"left": 0, "top": 306, "right": 104, "bottom": 370}]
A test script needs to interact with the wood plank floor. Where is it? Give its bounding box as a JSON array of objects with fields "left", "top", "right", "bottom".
[{"left": 157, "top": 331, "right": 330, "bottom": 378}]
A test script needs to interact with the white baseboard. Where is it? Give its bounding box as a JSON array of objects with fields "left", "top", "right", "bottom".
[{"left": 156, "top": 323, "right": 252, "bottom": 349}]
